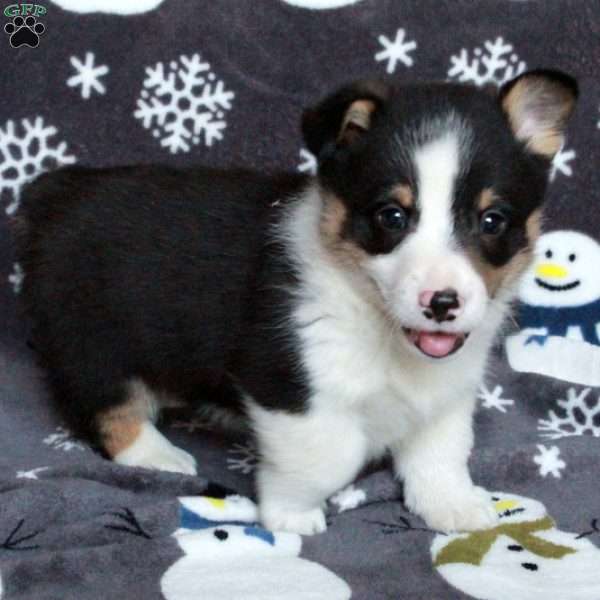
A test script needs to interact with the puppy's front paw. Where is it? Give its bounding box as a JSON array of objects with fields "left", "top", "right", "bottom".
[
  {"left": 406, "top": 486, "right": 498, "bottom": 533},
  {"left": 260, "top": 504, "right": 327, "bottom": 536}
]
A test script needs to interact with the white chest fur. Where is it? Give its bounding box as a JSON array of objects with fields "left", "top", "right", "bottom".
[
  {"left": 254, "top": 186, "right": 510, "bottom": 535},
  {"left": 285, "top": 186, "right": 496, "bottom": 456},
  {"left": 293, "top": 269, "right": 491, "bottom": 456}
]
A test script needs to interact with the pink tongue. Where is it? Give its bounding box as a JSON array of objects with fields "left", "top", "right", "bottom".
[{"left": 417, "top": 331, "right": 459, "bottom": 358}]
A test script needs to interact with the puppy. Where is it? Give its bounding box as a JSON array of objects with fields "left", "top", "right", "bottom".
[{"left": 16, "top": 70, "right": 577, "bottom": 535}]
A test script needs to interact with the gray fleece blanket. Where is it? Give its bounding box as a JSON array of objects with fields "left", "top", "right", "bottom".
[{"left": 1, "top": 1, "right": 600, "bottom": 599}]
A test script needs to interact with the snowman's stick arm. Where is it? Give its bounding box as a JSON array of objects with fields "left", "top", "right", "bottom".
[
  {"left": 1, "top": 519, "right": 41, "bottom": 551},
  {"left": 103, "top": 507, "right": 152, "bottom": 539},
  {"left": 575, "top": 518, "right": 599, "bottom": 540}
]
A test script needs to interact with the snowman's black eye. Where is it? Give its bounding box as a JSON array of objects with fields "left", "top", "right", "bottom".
[
  {"left": 508, "top": 545, "right": 524, "bottom": 552},
  {"left": 569, "top": 253, "right": 576, "bottom": 262},
  {"left": 214, "top": 529, "right": 229, "bottom": 541},
  {"left": 491, "top": 496, "right": 500, "bottom": 501},
  {"left": 545, "top": 250, "right": 553, "bottom": 259},
  {"left": 521, "top": 563, "right": 538, "bottom": 571}
]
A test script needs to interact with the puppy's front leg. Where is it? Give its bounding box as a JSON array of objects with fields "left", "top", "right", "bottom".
[
  {"left": 251, "top": 405, "right": 368, "bottom": 535},
  {"left": 392, "top": 400, "right": 497, "bottom": 533}
]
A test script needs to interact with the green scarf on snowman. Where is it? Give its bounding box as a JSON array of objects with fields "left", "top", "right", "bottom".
[{"left": 434, "top": 517, "right": 576, "bottom": 567}]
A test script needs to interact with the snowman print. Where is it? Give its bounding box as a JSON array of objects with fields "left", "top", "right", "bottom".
[
  {"left": 432, "top": 492, "right": 600, "bottom": 600},
  {"left": 506, "top": 230, "right": 600, "bottom": 385},
  {"left": 161, "top": 495, "right": 351, "bottom": 600}
]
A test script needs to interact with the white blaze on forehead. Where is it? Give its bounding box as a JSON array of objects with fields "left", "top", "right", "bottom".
[
  {"left": 363, "top": 119, "right": 489, "bottom": 333},
  {"left": 413, "top": 132, "right": 461, "bottom": 246}
]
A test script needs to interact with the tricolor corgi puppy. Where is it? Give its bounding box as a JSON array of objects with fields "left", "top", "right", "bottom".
[{"left": 16, "top": 70, "right": 577, "bottom": 535}]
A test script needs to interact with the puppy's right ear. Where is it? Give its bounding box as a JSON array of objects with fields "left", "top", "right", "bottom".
[
  {"left": 499, "top": 69, "right": 578, "bottom": 159},
  {"left": 301, "top": 80, "right": 390, "bottom": 159}
]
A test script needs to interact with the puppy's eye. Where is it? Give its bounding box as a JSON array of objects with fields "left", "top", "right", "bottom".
[
  {"left": 374, "top": 204, "right": 408, "bottom": 232},
  {"left": 480, "top": 209, "right": 508, "bottom": 236}
]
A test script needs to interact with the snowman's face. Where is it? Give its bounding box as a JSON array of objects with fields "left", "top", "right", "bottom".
[
  {"left": 174, "top": 495, "right": 301, "bottom": 559},
  {"left": 519, "top": 231, "right": 600, "bottom": 307},
  {"left": 174, "top": 523, "right": 299, "bottom": 559}
]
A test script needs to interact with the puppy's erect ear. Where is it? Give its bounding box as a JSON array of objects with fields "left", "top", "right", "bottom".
[
  {"left": 301, "top": 80, "right": 390, "bottom": 159},
  {"left": 499, "top": 69, "right": 578, "bottom": 158}
]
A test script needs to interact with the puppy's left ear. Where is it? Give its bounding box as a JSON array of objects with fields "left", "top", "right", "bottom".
[
  {"left": 499, "top": 69, "right": 578, "bottom": 159},
  {"left": 302, "top": 80, "right": 390, "bottom": 159}
]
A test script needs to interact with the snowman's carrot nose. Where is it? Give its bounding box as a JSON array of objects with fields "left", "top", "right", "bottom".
[
  {"left": 536, "top": 263, "right": 568, "bottom": 279},
  {"left": 494, "top": 499, "right": 518, "bottom": 513}
]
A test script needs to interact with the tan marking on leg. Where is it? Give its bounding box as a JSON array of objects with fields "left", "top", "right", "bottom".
[
  {"left": 98, "top": 379, "right": 159, "bottom": 457},
  {"left": 101, "top": 415, "right": 142, "bottom": 458}
]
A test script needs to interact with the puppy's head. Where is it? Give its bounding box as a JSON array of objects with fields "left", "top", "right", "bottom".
[{"left": 302, "top": 71, "right": 577, "bottom": 360}]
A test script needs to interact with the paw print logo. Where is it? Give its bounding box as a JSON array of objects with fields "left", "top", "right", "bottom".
[{"left": 4, "top": 15, "right": 45, "bottom": 48}]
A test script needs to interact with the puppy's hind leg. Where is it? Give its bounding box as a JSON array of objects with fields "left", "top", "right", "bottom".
[
  {"left": 251, "top": 404, "right": 368, "bottom": 535},
  {"left": 100, "top": 379, "right": 197, "bottom": 475}
]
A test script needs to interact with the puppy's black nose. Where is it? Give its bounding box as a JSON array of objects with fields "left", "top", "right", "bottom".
[{"left": 429, "top": 289, "right": 460, "bottom": 322}]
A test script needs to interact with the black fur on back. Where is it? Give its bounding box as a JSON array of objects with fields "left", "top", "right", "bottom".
[
  {"left": 16, "top": 71, "right": 577, "bottom": 448},
  {"left": 17, "top": 165, "right": 310, "bottom": 444}
]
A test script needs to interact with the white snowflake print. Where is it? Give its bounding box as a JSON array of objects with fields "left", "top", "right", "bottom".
[
  {"left": 226, "top": 442, "right": 259, "bottom": 475},
  {"left": 67, "top": 52, "right": 109, "bottom": 99},
  {"left": 134, "top": 53, "right": 235, "bottom": 154},
  {"left": 549, "top": 143, "right": 576, "bottom": 182},
  {"left": 447, "top": 37, "right": 526, "bottom": 87},
  {"left": 43, "top": 427, "right": 86, "bottom": 452},
  {"left": 538, "top": 387, "right": 600, "bottom": 440},
  {"left": 374, "top": 28, "right": 417, "bottom": 73},
  {"left": 478, "top": 383, "right": 514, "bottom": 413},
  {"left": 16, "top": 466, "right": 50, "bottom": 480},
  {"left": 0, "top": 117, "right": 76, "bottom": 215},
  {"left": 329, "top": 484, "right": 366, "bottom": 513},
  {"left": 8, "top": 262, "right": 24, "bottom": 294},
  {"left": 297, "top": 148, "right": 317, "bottom": 175},
  {"left": 533, "top": 444, "right": 566, "bottom": 478}
]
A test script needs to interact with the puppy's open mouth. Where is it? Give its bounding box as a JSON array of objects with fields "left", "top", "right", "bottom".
[{"left": 403, "top": 329, "right": 469, "bottom": 359}]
